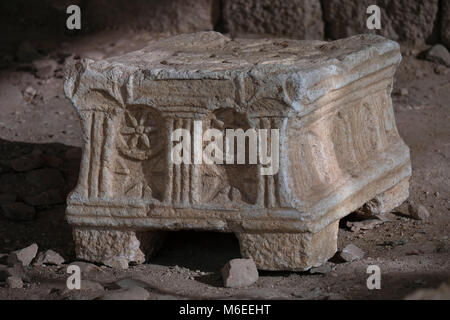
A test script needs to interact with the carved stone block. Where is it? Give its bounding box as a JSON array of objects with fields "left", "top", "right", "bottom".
[{"left": 64, "top": 32, "right": 411, "bottom": 270}]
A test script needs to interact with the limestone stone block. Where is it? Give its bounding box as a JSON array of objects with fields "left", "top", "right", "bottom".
[{"left": 64, "top": 31, "right": 411, "bottom": 271}]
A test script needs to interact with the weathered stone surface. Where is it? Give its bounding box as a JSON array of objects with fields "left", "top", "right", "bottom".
[
  {"left": 8, "top": 244, "right": 38, "bottom": 267},
  {"left": 221, "top": 258, "right": 259, "bottom": 288},
  {"left": 222, "top": 0, "right": 323, "bottom": 39},
  {"left": 84, "top": 0, "right": 216, "bottom": 34},
  {"left": 339, "top": 244, "right": 365, "bottom": 262},
  {"left": 64, "top": 32, "right": 411, "bottom": 271},
  {"left": 73, "top": 229, "right": 163, "bottom": 269},
  {"left": 323, "top": 0, "right": 439, "bottom": 44}
]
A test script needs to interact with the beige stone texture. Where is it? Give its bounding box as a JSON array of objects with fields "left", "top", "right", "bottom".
[{"left": 64, "top": 31, "right": 411, "bottom": 270}]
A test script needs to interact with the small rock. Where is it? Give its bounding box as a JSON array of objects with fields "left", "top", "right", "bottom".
[
  {"left": 8, "top": 243, "right": 38, "bottom": 266},
  {"left": 1, "top": 202, "right": 36, "bottom": 221},
  {"left": 408, "top": 203, "right": 430, "bottom": 220},
  {"left": 6, "top": 276, "right": 23, "bottom": 289},
  {"left": 25, "top": 189, "right": 63, "bottom": 206},
  {"left": 221, "top": 258, "right": 259, "bottom": 288},
  {"left": 99, "top": 287, "right": 150, "bottom": 300},
  {"left": 35, "top": 250, "right": 65, "bottom": 266},
  {"left": 23, "top": 86, "right": 37, "bottom": 103},
  {"left": 425, "top": 44, "right": 450, "bottom": 67},
  {"left": 339, "top": 244, "right": 365, "bottom": 262},
  {"left": 400, "top": 88, "right": 409, "bottom": 96},
  {"left": 32, "top": 58, "right": 58, "bottom": 79},
  {"left": 309, "top": 264, "right": 332, "bottom": 274}
]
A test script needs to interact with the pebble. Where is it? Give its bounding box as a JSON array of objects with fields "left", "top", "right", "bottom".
[
  {"left": 32, "top": 58, "right": 58, "bottom": 79},
  {"left": 23, "top": 86, "right": 37, "bottom": 103},
  {"left": 408, "top": 203, "right": 430, "bottom": 220},
  {"left": 339, "top": 244, "right": 365, "bottom": 262},
  {"left": 221, "top": 258, "right": 259, "bottom": 288}
]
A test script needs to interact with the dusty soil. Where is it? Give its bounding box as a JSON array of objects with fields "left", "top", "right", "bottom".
[{"left": 0, "top": 31, "right": 448, "bottom": 300}]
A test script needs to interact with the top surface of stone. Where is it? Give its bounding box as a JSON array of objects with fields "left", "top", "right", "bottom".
[
  {"left": 65, "top": 32, "right": 401, "bottom": 114},
  {"left": 88, "top": 31, "right": 398, "bottom": 75}
]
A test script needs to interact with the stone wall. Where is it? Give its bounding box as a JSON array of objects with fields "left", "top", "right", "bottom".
[{"left": 1, "top": 0, "right": 449, "bottom": 49}]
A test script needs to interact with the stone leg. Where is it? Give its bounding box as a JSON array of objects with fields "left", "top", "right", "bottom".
[
  {"left": 362, "top": 178, "right": 410, "bottom": 216},
  {"left": 73, "top": 228, "right": 165, "bottom": 269},
  {"left": 236, "top": 221, "right": 339, "bottom": 271}
]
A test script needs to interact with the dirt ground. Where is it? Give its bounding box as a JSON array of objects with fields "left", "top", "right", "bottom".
[{"left": 0, "top": 30, "right": 448, "bottom": 300}]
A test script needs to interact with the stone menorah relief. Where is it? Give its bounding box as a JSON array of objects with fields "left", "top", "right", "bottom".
[{"left": 64, "top": 32, "right": 411, "bottom": 270}]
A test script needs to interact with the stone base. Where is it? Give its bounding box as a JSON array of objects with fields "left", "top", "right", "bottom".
[
  {"left": 73, "top": 228, "right": 165, "bottom": 269},
  {"left": 236, "top": 221, "right": 339, "bottom": 271},
  {"left": 362, "top": 178, "right": 410, "bottom": 216}
]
